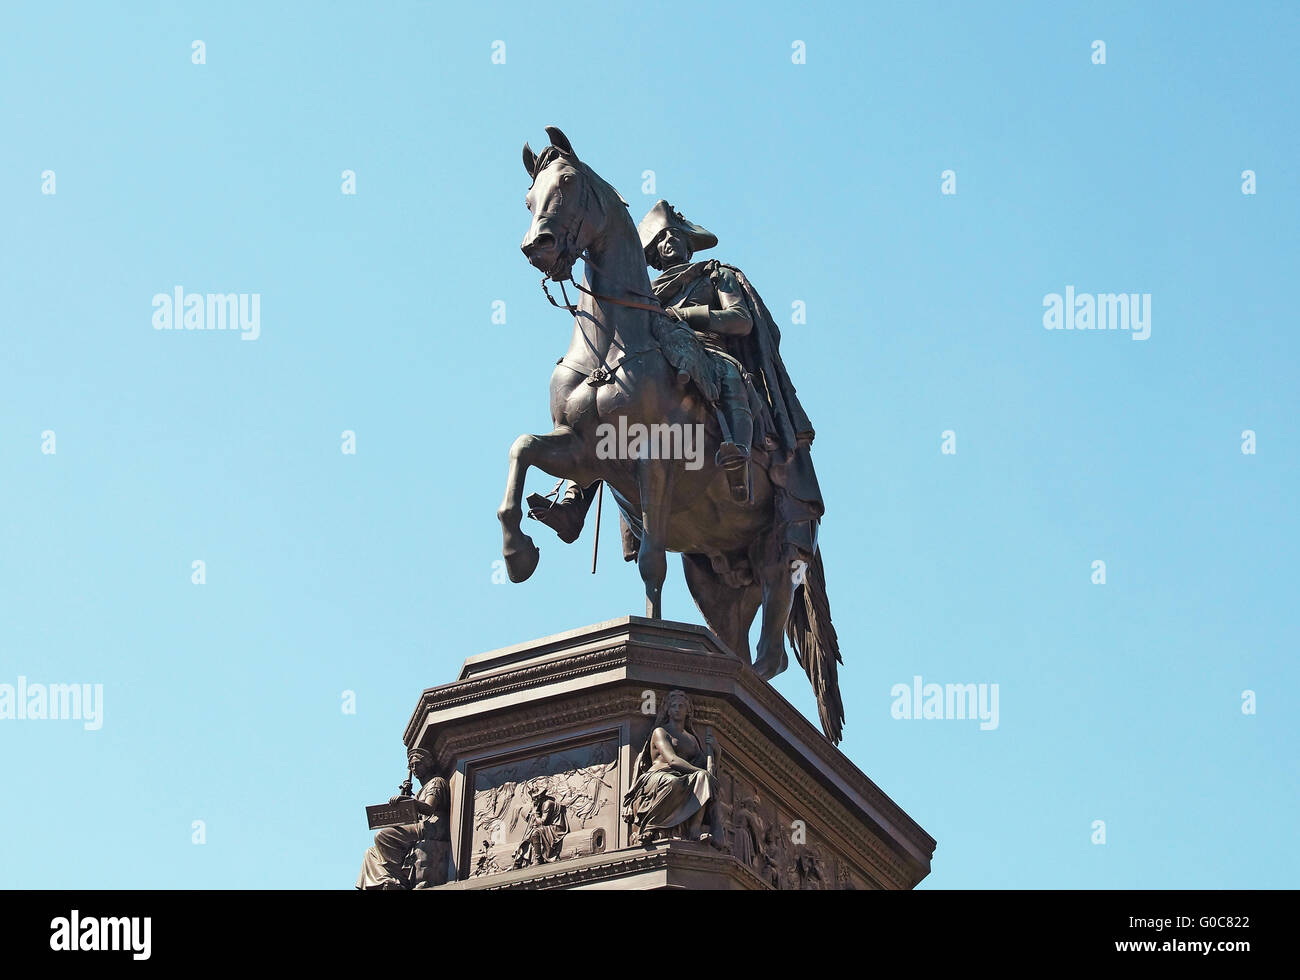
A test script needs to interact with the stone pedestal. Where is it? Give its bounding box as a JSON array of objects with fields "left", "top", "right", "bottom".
[{"left": 402, "top": 617, "right": 935, "bottom": 890}]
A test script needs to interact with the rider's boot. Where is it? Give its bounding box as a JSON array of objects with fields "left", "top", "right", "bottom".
[
  {"left": 716, "top": 411, "right": 753, "bottom": 505},
  {"left": 526, "top": 481, "right": 599, "bottom": 543}
]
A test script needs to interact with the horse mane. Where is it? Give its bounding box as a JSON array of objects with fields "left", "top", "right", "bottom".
[{"left": 528, "top": 144, "right": 569, "bottom": 183}]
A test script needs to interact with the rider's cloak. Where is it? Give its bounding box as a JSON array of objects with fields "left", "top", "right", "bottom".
[{"left": 651, "top": 259, "right": 824, "bottom": 558}]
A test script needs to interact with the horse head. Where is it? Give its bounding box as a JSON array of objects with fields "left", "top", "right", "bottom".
[{"left": 520, "top": 126, "right": 616, "bottom": 282}]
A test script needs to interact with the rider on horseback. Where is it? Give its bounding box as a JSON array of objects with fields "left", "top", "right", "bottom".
[
  {"left": 640, "top": 200, "right": 755, "bottom": 503},
  {"left": 530, "top": 200, "right": 822, "bottom": 564}
]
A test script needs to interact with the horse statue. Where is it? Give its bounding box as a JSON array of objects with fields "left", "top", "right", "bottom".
[{"left": 498, "top": 126, "right": 845, "bottom": 743}]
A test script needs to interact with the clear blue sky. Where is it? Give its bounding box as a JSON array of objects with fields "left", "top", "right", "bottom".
[{"left": 2, "top": 1, "right": 1296, "bottom": 889}]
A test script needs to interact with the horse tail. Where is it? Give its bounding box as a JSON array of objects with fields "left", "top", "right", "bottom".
[{"left": 786, "top": 548, "right": 844, "bottom": 744}]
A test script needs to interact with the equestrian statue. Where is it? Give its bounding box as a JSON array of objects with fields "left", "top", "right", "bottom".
[{"left": 498, "top": 126, "right": 845, "bottom": 742}]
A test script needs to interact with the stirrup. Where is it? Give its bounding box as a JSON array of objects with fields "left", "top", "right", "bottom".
[{"left": 716, "top": 442, "right": 751, "bottom": 504}]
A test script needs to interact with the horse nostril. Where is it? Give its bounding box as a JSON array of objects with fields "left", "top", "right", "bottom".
[{"left": 523, "top": 232, "right": 555, "bottom": 256}]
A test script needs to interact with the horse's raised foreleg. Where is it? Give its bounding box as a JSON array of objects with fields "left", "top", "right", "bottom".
[
  {"left": 635, "top": 456, "right": 675, "bottom": 618},
  {"left": 498, "top": 427, "right": 582, "bottom": 583}
]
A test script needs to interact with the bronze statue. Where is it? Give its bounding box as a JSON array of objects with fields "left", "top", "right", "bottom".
[
  {"left": 355, "top": 748, "right": 450, "bottom": 889},
  {"left": 622, "top": 690, "right": 722, "bottom": 844},
  {"left": 502, "top": 126, "right": 844, "bottom": 741}
]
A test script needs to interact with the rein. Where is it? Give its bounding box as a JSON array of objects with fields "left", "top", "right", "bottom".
[
  {"left": 573, "top": 280, "right": 666, "bottom": 314},
  {"left": 540, "top": 276, "right": 668, "bottom": 317},
  {"left": 540, "top": 271, "right": 668, "bottom": 387}
]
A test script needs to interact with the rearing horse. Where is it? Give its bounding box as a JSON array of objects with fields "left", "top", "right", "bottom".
[{"left": 499, "top": 127, "right": 844, "bottom": 742}]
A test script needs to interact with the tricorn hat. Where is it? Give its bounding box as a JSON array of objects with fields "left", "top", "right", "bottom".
[{"left": 638, "top": 200, "right": 718, "bottom": 263}]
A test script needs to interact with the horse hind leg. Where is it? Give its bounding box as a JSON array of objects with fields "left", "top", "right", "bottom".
[
  {"left": 498, "top": 428, "right": 581, "bottom": 583},
  {"left": 752, "top": 551, "right": 797, "bottom": 680},
  {"left": 682, "top": 553, "right": 762, "bottom": 664},
  {"left": 635, "top": 456, "right": 675, "bottom": 618}
]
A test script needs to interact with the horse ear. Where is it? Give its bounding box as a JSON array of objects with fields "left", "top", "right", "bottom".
[
  {"left": 522, "top": 142, "right": 536, "bottom": 177},
  {"left": 544, "top": 125, "right": 575, "bottom": 158}
]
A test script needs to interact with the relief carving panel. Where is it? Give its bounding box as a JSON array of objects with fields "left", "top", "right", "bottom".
[{"left": 465, "top": 736, "right": 619, "bottom": 878}]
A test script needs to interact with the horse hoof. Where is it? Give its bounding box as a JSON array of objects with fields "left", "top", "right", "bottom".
[
  {"left": 504, "top": 538, "right": 540, "bottom": 582},
  {"left": 753, "top": 649, "right": 788, "bottom": 681}
]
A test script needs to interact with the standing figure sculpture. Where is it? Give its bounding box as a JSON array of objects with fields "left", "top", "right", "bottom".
[
  {"left": 501, "top": 126, "right": 845, "bottom": 742},
  {"left": 355, "top": 748, "right": 450, "bottom": 889},
  {"left": 731, "top": 796, "right": 765, "bottom": 873},
  {"left": 623, "top": 690, "right": 722, "bottom": 845}
]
